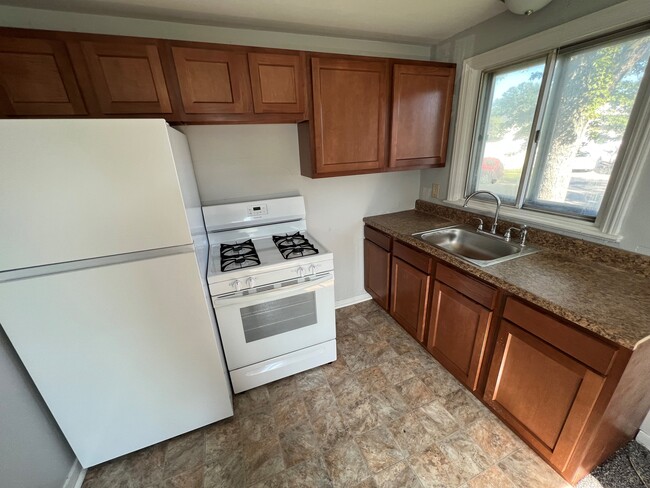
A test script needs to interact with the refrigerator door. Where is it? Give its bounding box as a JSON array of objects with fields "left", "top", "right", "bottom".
[
  {"left": 0, "top": 251, "right": 233, "bottom": 468},
  {"left": 0, "top": 119, "right": 192, "bottom": 272}
]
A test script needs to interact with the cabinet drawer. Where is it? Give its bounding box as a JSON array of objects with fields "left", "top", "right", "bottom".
[
  {"left": 436, "top": 264, "right": 497, "bottom": 310},
  {"left": 504, "top": 298, "right": 617, "bottom": 375},
  {"left": 393, "top": 241, "right": 433, "bottom": 274},
  {"left": 364, "top": 226, "right": 392, "bottom": 251}
]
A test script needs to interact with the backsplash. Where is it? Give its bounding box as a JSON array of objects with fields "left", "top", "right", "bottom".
[{"left": 415, "top": 199, "right": 650, "bottom": 278}]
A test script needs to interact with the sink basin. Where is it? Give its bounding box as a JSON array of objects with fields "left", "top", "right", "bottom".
[{"left": 414, "top": 225, "right": 539, "bottom": 266}]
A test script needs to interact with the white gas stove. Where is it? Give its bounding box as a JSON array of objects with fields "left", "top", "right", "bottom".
[{"left": 203, "top": 196, "right": 336, "bottom": 393}]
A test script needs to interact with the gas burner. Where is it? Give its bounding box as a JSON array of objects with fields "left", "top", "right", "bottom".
[
  {"left": 273, "top": 232, "right": 319, "bottom": 260},
  {"left": 220, "top": 239, "right": 260, "bottom": 272}
]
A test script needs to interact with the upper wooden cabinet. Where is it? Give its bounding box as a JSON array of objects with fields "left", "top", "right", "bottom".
[
  {"left": 248, "top": 52, "right": 305, "bottom": 114},
  {"left": 305, "top": 57, "right": 389, "bottom": 176},
  {"left": 77, "top": 39, "right": 173, "bottom": 115},
  {"left": 389, "top": 64, "right": 455, "bottom": 169},
  {"left": 170, "top": 46, "right": 252, "bottom": 115},
  {"left": 299, "top": 56, "right": 456, "bottom": 178},
  {"left": 0, "top": 36, "right": 87, "bottom": 116}
]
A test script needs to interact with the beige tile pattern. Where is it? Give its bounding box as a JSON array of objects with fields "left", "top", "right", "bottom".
[
  {"left": 364, "top": 206, "right": 650, "bottom": 349},
  {"left": 83, "top": 301, "right": 571, "bottom": 488}
]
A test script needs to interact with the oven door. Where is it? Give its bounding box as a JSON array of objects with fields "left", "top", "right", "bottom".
[{"left": 212, "top": 272, "right": 335, "bottom": 370}]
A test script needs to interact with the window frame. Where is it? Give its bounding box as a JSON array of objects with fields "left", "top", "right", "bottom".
[{"left": 446, "top": 0, "right": 650, "bottom": 242}]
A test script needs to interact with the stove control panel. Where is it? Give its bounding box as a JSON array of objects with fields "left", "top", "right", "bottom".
[{"left": 247, "top": 203, "right": 268, "bottom": 218}]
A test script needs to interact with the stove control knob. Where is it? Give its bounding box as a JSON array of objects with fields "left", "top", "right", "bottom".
[
  {"left": 297, "top": 266, "right": 305, "bottom": 278},
  {"left": 246, "top": 277, "right": 256, "bottom": 288},
  {"left": 308, "top": 264, "right": 316, "bottom": 276},
  {"left": 232, "top": 279, "right": 242, "bottom": 292}
]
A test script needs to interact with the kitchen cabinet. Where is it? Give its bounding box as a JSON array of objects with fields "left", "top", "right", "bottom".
[
  {"left": 299, "top": 57, "right": 456, "bottom": 177},
  {"left": 77, "top": 38, "right": 173, "bottom": 115},
  {"left": 389, "top": 242, "right": 433, "bottom": 342},
  {"left": 363, "top": 226, "right": 392, "bottom": 311},
  {"left": 301, "top": 56, "right": 389, "bottom": 177},
  {"left": 0, "top": 35, "right": 87, "bottom": 116},
  {"left": 426, "top": 264, "right": 497, "bottom": 391},
  {"left": 389, "top": 64, "right": 454, "bottom": 169},
  {"left": 169, "top": 45, "right": 252, "bottom": 116},
  {"left": 484, "top": 298, "right": 618, "bottom": 476},
  {"left": 248, "top": 52, "right": 306, "bottom": 114}
]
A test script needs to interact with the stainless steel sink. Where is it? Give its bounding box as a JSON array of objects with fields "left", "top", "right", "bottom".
[{"left": 414, "top": 225, "right": 539, "bottom": 266}]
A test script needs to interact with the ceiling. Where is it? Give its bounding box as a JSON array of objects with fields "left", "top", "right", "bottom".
[{"left": 0, "top": 0, "right": 508, "bottom": 44}]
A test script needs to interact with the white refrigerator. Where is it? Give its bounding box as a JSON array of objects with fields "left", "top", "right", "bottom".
[{"left": 0, "top": 119, "right": 233, "bottom": 468}]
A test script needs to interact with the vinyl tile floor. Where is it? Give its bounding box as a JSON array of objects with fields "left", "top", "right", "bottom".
[{"left": 82, "top": 300, "right": 575, "bottom": 488}]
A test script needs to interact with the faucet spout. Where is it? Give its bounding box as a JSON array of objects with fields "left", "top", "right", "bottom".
[{"left": 463, "top": 191, "right": 501, "bottom": 234}]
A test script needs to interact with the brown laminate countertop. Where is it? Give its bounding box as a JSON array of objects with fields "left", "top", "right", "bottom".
[{"left": 363, "top": 209, "right": 650, "bottom": 350}]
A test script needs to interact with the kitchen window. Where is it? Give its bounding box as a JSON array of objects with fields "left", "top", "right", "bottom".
[{"left": 447, "top": 5, "right": 650, "bottom": 241}]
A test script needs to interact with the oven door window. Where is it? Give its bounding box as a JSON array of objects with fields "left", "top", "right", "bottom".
[{"left": 241, "top": 291, "right": 317, "bottom": 343}]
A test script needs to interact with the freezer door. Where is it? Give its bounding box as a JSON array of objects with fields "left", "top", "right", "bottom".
[
  {"left": 0, "top": 251, "right": 233, "bottom": 468},
  {"left": 0, "top": 119, "right": 193, "bottom": 272}
]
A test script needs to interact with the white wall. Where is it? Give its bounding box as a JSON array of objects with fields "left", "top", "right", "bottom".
[
  {"left": 0, "top": 329, "right": 75, "bottom": 488},
  {"left": 181, "top": 124, "right": 420, "bottom": 303}
]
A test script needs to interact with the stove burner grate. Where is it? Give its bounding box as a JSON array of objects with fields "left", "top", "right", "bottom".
[
  {"left": 220, "top": 239, "right": 260, "bottom": 272},
  {"left": 273, "top": 232, "right": 319, "bottom": 260}
]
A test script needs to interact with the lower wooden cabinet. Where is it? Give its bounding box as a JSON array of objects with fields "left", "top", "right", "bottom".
[
  {"left": 427, "top": 280, "right": 492, "bottom": 391},
  {"left": 364, "top": 226, "right": 392, "bottom": 310},
  {"left": 426, "top": 264, "right": 497, "bottom": 391},
  {"left": 389, "top": 242, "right": 433, "bottom": 342},
  {"left": 484, "top": 319, "right": 605, "bottom": 470}
]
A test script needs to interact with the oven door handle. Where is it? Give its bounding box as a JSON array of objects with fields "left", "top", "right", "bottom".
[{"left": 212, "top": 273, "right": 333, "bottom": 307}]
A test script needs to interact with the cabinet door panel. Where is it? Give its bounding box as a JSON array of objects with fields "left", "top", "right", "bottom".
[
  {"left": 390, "top": 64, "right": 454, "bottom": 169},
  {"left": 427, "top": 281, "right": 491, "bottom": 390},
  {"left": 0, "top": 36, "right": 86, "bottom": 116},
  {"left": 311, "top": 57, "right": 388, "bottom": 174},
  {"left": 80, "top": 40, "right": 172, "bottom": 114},
  {"left": 248, "top": 52, "right": 305, "bottom": 114},
  {"left": 390, "top": 257, "right": 430, "bottom": 342},
  {"left": 485, "top": 321, "right": 604, "bottom": 469},
  {"left": 171, "top": 47, "right": 252, "bottom": 114},
  {"left": 364, "top": 239, "right": 391, "bottom": 310}
]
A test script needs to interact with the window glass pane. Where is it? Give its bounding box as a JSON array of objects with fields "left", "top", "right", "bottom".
[
  {"left": 470, "top": 60, "right": 546, "bottom": 203},
  {"left": 526, "top": 32, "right": 650, "bottom": 218}
]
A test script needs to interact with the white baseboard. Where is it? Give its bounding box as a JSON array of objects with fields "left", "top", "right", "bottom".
[
  {"left": 335, "top": 293, "right": 372, "bottom": 309},
  {"left": 62, "top": 459, "right": 86, "bottom": 488},
  {"left": 637, "top": 429, "right": 650, "bottom": 450}
]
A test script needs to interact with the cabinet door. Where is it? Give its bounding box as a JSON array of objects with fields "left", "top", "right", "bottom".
[
  {"left": 79, "top": 40, "right": 172, "bottom": 114},
  {"left": 389, "top": 64, "right": 454, "bottom": 169},
  {"left": 364, "top": 239, "right": 391, "bottom": 310},
  {"left": 484, "top": 321, "right": 604, "bottom": 470},
  {"left": 0, "top": 36, "right": 86, "bottom": 116},
  {"left": 311, "top": 57, "right": 389, "bottom": 175},
  {"left": 171, "top": 46, "right": 252, "bottom": 114},
  {"left": 390, "top": 257, "right": 430, "bottom": 342},
  {"left": 427, "top": 281, "right": 491, "bottom": 391},
  {"left": 248, "top": 52, "right": 305, "bottom": 114}
]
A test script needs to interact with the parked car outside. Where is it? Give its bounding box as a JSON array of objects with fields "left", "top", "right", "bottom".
[{"left": 481, "top": 157, "right": 504, "bottom": 184}]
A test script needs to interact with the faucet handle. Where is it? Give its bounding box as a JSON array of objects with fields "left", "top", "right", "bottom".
[{"left": 471, "top": 217, "right": 484, "bottom": 231}]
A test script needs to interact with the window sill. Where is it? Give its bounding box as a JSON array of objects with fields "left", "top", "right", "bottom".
[{"left": 442, "top": 198, "right": 623, "bottom": 244}]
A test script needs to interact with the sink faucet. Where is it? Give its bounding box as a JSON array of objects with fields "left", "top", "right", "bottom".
[{"left": 463, "top": 191, "right": 501, "bottom": 234}]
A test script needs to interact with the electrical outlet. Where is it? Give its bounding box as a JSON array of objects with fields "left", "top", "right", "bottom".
[{"left": 431, "top": 183, "right": 440, "bottom": 199}]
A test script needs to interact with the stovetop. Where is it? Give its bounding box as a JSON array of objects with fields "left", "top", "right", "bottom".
[{"left": 202, "top": 197, "right": 334, "bottom": 295}]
